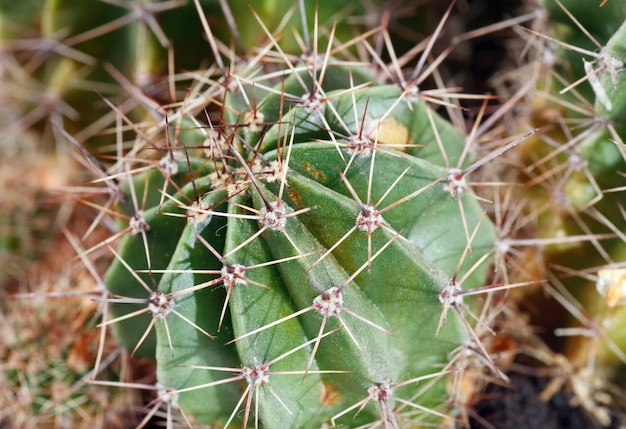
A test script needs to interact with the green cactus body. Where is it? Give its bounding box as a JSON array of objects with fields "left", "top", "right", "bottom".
[{"left": 103, "top": 46, "right": 498, "bottom": 426}]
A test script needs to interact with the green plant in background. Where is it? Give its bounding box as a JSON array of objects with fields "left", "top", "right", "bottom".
[{"left": 3, "top": 0, "right": 626, "bottom": 428}]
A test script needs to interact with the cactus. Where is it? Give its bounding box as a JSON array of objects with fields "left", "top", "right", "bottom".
[{"left": 99, "top": 11, "right": 503, "bottom": 428}]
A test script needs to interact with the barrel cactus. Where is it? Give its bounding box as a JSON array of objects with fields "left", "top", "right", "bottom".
[
  {"left": 96, "top": 2, "right": 503, "bottom": 428},
  {"left": 105, "top": 23, "right": 502, "bottom": 427}
]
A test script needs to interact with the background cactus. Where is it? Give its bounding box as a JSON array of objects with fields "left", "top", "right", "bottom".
[
  {"left": 471, "top": 0, "right": 626, "bottom": 426},
  {"left": 3, "top": 0, "right": 626, "bottom": 428}
]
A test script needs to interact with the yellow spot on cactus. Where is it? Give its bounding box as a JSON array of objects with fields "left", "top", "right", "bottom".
[
  {"left": 371, "top": 117, "right": 409, "bottom": 150},
  {"left": 287, "top": 188, "right": 305, "bottom": 210},
  {"left": 301, "top": 161, "right": 326, "bottom": 182},
  {"left": 320, "top": 380, "right": 341, "bottom": 406}
]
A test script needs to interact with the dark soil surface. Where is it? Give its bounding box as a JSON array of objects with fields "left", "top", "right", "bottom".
[{"left": 471, "top": 371, "right": 618, "bottom": 429}]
